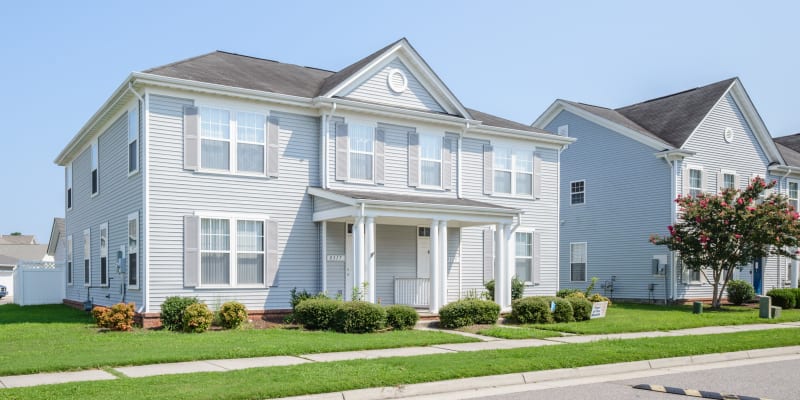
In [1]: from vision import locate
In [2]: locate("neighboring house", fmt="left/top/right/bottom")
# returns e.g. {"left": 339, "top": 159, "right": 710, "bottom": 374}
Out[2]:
{"left": 0, "top": 235, "right": 50, "bottom": 298}
{"left": 533, "top": 77, "right": 794, "bottom": 302}
{"left": 0, "top": 235, "right": 38, "bottom": 245}
{"left": 55, "top": 38, "right": 572, "bottom": 325}
{"left": 772, "top": 134, "right": 800, "bottom": 289}
{"left": 47, "top": 218, "right": 67, "bottom": 271}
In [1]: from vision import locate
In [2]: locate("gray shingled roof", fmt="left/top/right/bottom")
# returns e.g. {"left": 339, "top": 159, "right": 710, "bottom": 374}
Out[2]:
{"left": 562, "top": 101, "right": 670, "bottom": 145}
{"left": 0, "top": 244, "right": 48, "bottom": 262}
{"left": 0, "top": 235, "right": 36, "bottom": 245}
{"left": 143, "top": 42, "right": 542, "bottom": 134}
{"left": 774, "top": 134, "right": 800, "bottom": 167}
{"left": 324, "top": 188, "right": 518, "bottom": 211}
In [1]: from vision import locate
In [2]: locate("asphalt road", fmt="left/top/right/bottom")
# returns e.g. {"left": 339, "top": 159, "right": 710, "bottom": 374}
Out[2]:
{"left": 473, "top": 358, "right": 800, "bottom": 400}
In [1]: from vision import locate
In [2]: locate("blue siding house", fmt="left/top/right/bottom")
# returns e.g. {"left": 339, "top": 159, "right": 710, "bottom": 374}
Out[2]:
{"left": 533, "top": 78, "right": 796, "bottom": 302}
{"left": 55, "top": 39, "right": 572, "bottom": 326}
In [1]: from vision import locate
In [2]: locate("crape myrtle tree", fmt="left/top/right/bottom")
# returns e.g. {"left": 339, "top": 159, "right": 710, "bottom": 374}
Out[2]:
{"left": 650, "top": 177, "right": 800, "bottom": 309}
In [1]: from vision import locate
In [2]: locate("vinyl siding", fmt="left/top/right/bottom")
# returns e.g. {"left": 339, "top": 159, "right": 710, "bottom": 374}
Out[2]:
{"left": 64, "top": 108, "right": 144, "bottom": 309}
{"left": 545, "top": 110, "right": 672, "bottom": 301}
{"left": 374, "top": 225, "right": 416, "bottom": 304}
{"left": 325, "top": 222, "right": 346, "bottom": 297}
{"left": 146, "top": 93, "right": 320, "bottom": 312}
{"left": 344, "top": 58, "right": 445, "bottom": 113}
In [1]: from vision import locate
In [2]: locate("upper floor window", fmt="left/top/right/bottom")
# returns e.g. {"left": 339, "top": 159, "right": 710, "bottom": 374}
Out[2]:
{"left": 349, "top": 124, "right": 374, "bottom": 181}
{"left": 494, "top": 147, "right": 533, "bottom": 196}
{"left": 419, "top": 133, "right": 442, "bottom": 187}
{"left": 66, "top": 164, "right": 72, "bottom": 209}
{"left": 200, "top": 107, "right": 231, "bottom": 170}
{"left": 237, "top": 112, "right": 266, "bottom": 174}
{"left": 128, "top": 105, "right": 139, "bottom": 175}
{"left": 688, "top": 168, "right": 703, "bottom": 197}
{"left": 571, "top": 180, "right": 585, "bottom": 205}
{"left": 91, "top": 141, "right": 99, "bottom": 196}
{"left": 789, "top": 181, "right": 799, "bottom": 211}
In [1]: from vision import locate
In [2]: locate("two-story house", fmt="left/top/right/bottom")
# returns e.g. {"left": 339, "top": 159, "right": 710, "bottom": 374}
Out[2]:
{"left": 533, "top": 78, "right": 794, "bottom": 303}
{"left": 55, "top": 39, "right": 572, "bottom": 325}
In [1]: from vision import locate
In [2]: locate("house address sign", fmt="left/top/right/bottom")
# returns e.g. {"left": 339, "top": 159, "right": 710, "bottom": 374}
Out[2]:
{"left": 326, "top": 255, "right": 345, "bottom": 262}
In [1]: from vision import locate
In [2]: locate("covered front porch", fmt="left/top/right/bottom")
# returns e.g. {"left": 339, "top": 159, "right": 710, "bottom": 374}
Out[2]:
{"left": 310, "top": 187, "right": 522, "bottom": 313}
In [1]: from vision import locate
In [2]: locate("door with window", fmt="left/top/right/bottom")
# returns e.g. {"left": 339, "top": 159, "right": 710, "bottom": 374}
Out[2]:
{"left": 417, "top": 227, "right": 431, "bottom": 279}
{"left": 753, "top": 258, "right": 763, "bottom": 295}
{"left": 345, "top": 224, "right": 354, "bottom": 300}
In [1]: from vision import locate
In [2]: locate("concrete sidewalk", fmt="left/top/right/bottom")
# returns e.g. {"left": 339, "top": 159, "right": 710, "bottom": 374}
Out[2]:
{"left": 1, "top": 321, "right": 799, "bottom": 390}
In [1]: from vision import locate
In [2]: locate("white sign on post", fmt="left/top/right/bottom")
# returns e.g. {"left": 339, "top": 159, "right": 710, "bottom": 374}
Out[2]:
{"left": 590, "top": 301, "right": 608, "bottom": 319}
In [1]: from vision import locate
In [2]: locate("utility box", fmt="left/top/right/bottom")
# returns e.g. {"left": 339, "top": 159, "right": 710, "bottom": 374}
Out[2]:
{"left": 759, "top": 296, "right": 772, "bottom": 319}
{"left": 692, "top": 301, "right": 703, "bottom": 314}
{"left": 771, "top": 306, "right": 782, "bottom": 319}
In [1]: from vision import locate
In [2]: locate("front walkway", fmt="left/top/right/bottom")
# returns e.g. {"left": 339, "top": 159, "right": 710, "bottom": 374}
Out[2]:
{"left": 2, "top": 321, "right": 800, "bottom": 389}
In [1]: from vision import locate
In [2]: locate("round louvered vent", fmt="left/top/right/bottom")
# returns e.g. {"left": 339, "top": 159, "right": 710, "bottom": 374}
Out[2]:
{"left": 387, "top": 68, "right": 408, "bottom": 93}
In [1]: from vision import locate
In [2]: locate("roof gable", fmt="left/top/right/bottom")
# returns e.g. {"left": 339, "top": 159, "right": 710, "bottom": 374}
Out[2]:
{"left": 342, "top": 57, "right": 445, "bottom": 113}
{"left": 774, "top": 134, "right": 800, "bottom": 167}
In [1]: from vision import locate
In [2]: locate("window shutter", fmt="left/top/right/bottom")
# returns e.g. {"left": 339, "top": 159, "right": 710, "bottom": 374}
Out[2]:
{"left": 266, "top": 219, "right": 279, "bottom": 287}
{"left": 183, "top": 215, "right": 199, "bottom": 287}
{"left": 267, "top": 116, "right": 280, "bottom": 178}
{"left": 702, "top": 170, "right": 709, "bottom": 193}
{"left": 734, "top": 174, "right": 740, "bottom": 190}
{"left": 408, "top": 132, "right": 420, "bottom": 187}
{"left": 483, "top": 144, "right": 493, "bottom": 195}
{"left": 532, "top": 231, "right": 541, "bottom": 285}
{"left": 681, "top": 167, "right": 689, "bottom": 196}
{"left": 533, "top": 152, "right": 542, "bottom": 200}
{"left": 335, "top": 123, "right": 348, "bottom": 181}
{"left": 183, "top": 106, "right": 199, "bottom": 171}
{"left": 716, "top": 171, "right": 723, "bottom": 193}
{"left": 483, "top": 229, "right": 494, "bottom": 283}
{"left": 375, "top": 128, "right": 385, "bottom": 184}
{"left": 442, "top": 137, "right": 453, "bottom": 190}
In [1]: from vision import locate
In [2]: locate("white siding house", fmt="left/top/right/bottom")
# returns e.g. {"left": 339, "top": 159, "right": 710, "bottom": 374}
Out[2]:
{"left": 55, "top": 39, "right": 572, "bottom": 325}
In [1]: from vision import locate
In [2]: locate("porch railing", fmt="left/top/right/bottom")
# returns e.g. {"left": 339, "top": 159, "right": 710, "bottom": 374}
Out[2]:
{"left": 394, "top": 278, "right": 430, "bottom": 307}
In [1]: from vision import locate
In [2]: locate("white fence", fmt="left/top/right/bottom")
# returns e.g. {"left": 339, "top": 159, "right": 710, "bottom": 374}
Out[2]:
{"left": 394, "top": 278, "right": 430, "bottom": 307}
{"left": 13, "top": 261, "right": 65, "bottom": 306}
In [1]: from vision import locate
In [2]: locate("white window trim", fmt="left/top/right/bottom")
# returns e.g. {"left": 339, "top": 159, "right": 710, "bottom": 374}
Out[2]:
{"left": 90, "top": 140, "right": 99, "bottom": 197}
{"left": 196, "top": 104, "right": 270, "bottom": 177}
{"left": 195, "top": 212, "right": 271, "bottom": 289}
{"left": 557, "top": 124, "right": 569, "bottom": 137}
{"left": 686, "top": 165, "right": 704, "bottom": 197}
{"left": 127, "top": 212, "right": 139, "bottom": 290}
{"left": 570, "top": 179, "right": 586, "bottom": 205}
{"left": 128, "top": 105, "right": 140, "bottom": 177}
{"left": 83, "top": 228, "right": 91, "bottom": 287}
{"left": 99, "top": 222, "right": 109, "bottom": 287}
{"left": 570, "top": 242, "right": 588, "bottom": 282}
{"left": 418, "top": 132, "right": 444, "bottom": 189}
{"left": 788, "top": 179, "right": 799, "bottom": 211}
{"left": 513, "top": 227, "right": 535, "bottom": 285}
{"left": 346, "top": 121, "right": 376, "bottom": 184}
{"left": 720, "top": 169, "right": 737, "bottom": 192}
{"left": 66, "top": 235, "right": 73, "bottom": 286}
{"left": 66, "top": 164, "right": 73, "bottom": 210}
{"left": 492, "top": 144, "right": 536, "bottom": 198}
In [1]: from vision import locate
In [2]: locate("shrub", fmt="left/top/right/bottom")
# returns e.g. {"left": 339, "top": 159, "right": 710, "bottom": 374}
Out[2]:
{"left": 584, "top": 277, "right": 598, "bottom": 297}
{"left": 510, "top": 297, "right": 552, "bottom": 324}
{"left": 289, "top": 288, "right": 329, "bottom": 311}
{"left": 218, "top": 301, "right": 248, "bottom": 329}
{"left": 795, "top": 289, "right": 800, "bottom": 309}
{"left": 439, "top": 299, "right": 500, "bottom": 329}
{"left": 182, "top": 302, "right": 213, "bottom": 333}
{"left": 484, "top": 278, "right": 524, "bottom": 301}
{"left": 385, "top": 304, "right": 418, "bottom": 330}
{"left": 551, "top": 297, "right": 575, "bottom": 323}
{"left": 556, "top": 288, "right": 580, "bottom": 298}
{"left": 767, "top": 288, "right": 797, "bottom": 309}
{"left": 726, "top": 280, "right": 755, "bottom": 305}
{"left": 160, "top": 296, "right": 199, "bottom": 331}
{"left": 333, "top": 301, "right": 387, "bottom": 333}
{"left": 294, "top": 298, "right": 341, "bottom": 330}
{"left": 587, "top": 293, "right": 611, "bottom": 305}
{"left": 92, "top": 303, "right": 135, "bottom": 331}
{"left": 566, "top": 296, "right": 592, "bottom": 321}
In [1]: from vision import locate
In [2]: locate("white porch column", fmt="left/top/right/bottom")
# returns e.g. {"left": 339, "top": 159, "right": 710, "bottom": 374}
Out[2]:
{"left": 792, "top": 256, "right": 799, "bottom": 289}
{"left": 365, "top": 217, "right": 376, "bottom": 303}
{"left": 439, "top": 220, "right": 448, "bottom": 308}
{"left": 353, "top": 217, "right": 365, "bottom": 299}
{"left": 503, "top": 224, "right": 513, "bottom": 310}
{"left": 494, "top": 224, "right": 506, "bottom": 310}
{"left": 429, "top": 219, "right": 440, "bottom": 313}
{"left": 321, "top": 221, "right": 327, "bottom": 294}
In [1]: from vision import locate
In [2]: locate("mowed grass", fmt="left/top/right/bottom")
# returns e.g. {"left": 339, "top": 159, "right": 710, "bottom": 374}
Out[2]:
{"left": 4, "top": 328, "right": 800, "bottom": 400}
{"left": 527, "top": 302, "right": 800, "bottom": 334}
{"left": 467, "top": 325, "right": 562, "bottom": 339}
{"left": 0, "top": 304, "right": 476, "bottom": 376}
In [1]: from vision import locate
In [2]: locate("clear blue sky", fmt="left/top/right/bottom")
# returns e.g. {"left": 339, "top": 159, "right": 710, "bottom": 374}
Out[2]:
{"left": 1, "top": 1, "right": 798, "bottom": 242}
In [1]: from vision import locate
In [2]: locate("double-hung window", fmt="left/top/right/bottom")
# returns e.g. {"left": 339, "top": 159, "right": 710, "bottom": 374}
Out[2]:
{"left": 570, "top": 242, "right": 587, "bottom": 282}
{"left": 494, "top": 147, "right": 534, "bottom": 196}
{"left": 90, "top": 141, "right": 99, "bottom": 196}
{"left": 128, "top": 212, "right": 139, "bottom": 288}
{"left": 200, "top": 217, "right": 266, "bottom": 286}
{"left": 99, "top": 223, "right": 108, "bottom": 286}
{"left": 419, "top": 134, "right": 442, "bottom": 187}
{"left": 722, "top": 173, "right": 736, "bottom": 190}
{"left": 237, "top": 220, "right": 265, "bottom": 284}
{"left": 237, "top": 112, "right": 266, "bottom": 174}
{"left": 200, "top": 107, "right": 231, "bottom": 170}
{"left": 349, "top": 124, "right": 374, "bottom": 181}
{"left": 515, "top": 232, "right": 533, "bottom": 282}
{"left": 571, "top": 180, "right": 585, "bottom": 205}
{"left": 66, "top": 235, "right": 73, "bottom": 285}
{"left": 688, "top": 168, "right": 703, "bottom": 197}
{"left": 128, "top": 105, "right": 139, "bottom": 175}
{"left": 83, "top": 229, "right": 91, "bottom": 286}
{"left": 789, "top": 181, "right": 799, "bottom": 211}
{"left": 66, "top": 164, "right": 72, "bottom": 209}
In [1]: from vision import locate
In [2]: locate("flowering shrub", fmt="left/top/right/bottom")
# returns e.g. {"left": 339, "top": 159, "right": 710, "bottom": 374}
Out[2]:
{"left": 218, "top": 301, "right": 249, "bottom": 329}
{"left": 92, "top": 303, "right": 135, "bottom": 331}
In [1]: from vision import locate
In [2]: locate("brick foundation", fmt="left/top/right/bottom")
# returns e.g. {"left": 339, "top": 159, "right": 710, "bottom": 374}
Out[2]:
{"left": 134, "top": 309, "right": 293, "bottom": 329}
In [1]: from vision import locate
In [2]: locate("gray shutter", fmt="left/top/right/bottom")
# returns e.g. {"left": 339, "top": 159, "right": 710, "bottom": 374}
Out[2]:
{"left": 266, "top": 219, "right": 279, "bottom": 287}
{"left": 267, "top": 116, "right": 280, "bottom": 177}
{"left": 682, "top": 167, "right": 689, "bottom": 196}
{"left": 716, "top": 171, "right": 723, "bottom": 193}
{"left": 483, "top": 144, "right": 493, "bottom": 195}
{"left": 408, "top": 132, "right": 420, "bottom": 187}
{"left": 532, "top": 231, "right": 541, "bottom": 285}
{"left": 183, "top": 215, "right": 199, "bottom": 287}
{"left": 375, "top": 128, "right": 385, "bottom": 184}
{"left": 183, "top": 106, "right": 199, "bottom": 171}
{"left": 702, "top": 170, "right": 709, "bottom": 194}
{"left": 533, "top": 152, "right": 542, "bottom": 199}
{"left": 734, "top": 174, "right": 740, "bottom": 190}
{"left": 483, "top": 229, "right": 494, "bottom": 283}
{"left": 335, "top": 123, "right": 348, "bottom": 181}
{"left": 442, "top": 137, "right": 453, "bottom": 190}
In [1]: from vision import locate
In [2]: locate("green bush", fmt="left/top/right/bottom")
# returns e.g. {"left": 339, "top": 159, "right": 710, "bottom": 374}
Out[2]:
{"left": 385, "top": 305, "right": 418, "bottom": 330}
{"left": 92, "top": 303, "right": 135, "bottom": 331}
{"left": 726, "top": 280, "right": 755, "bottom": 305}
{"left": 294, "top": 298, "right": 341, "bottom": 330}
{"left": 160, "top": 296, "right": 199, "bottom": 331}
{"left": 289, "top": 288, "right": 329, "bottom": 311}
{"left": 566, "top": 296, "right": 592, "bottom": 321}
{"left": 556, "top": 288, "right": 580, "bottom": 298}
{"left": 551, "top": 297, "right": 575, "bottom": 323}
{"left": 218, "top": 301, "right": 248, "bottom": 329}
{"left": 182, "top": 303, "right": 213, "bottom": 333}
{"left": 484, "top": 278, "right": 524, "bottom": 301}
{"left": 587, "top": 293, "right": 611, "bottom": 305}
{"left": 767, "top": 288, "right": 797, "bottom": 309}
{"left": 795, "top": 289, "right": 800, "bottom": 309}
{"left": 333, "top": 301, "right": 387, "bottom": 333}
{"left": 439, "top": 299, "right": 500, "bottom": 329}
{"left": 510, "top": 296, "right": 552, "bottom": 324}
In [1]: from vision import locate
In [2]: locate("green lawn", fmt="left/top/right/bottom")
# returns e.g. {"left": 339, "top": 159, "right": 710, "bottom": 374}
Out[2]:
{"left": 468, "top": 325, "right": 562, "bottom": 339}
{"left": 3, "top": 328, "right": 799, "bottom": 400}
{"left": 527, "top": 302, "right": 800, "bottom": 334}
{"left": 0, "top": 304, "right": 476, "bottom": 376}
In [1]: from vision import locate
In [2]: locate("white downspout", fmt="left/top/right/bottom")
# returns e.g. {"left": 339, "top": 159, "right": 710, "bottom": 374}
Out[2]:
{"left": 670, "top": 158, "right": 679, "bottom": 301}
{"left": 128, "top": 82, "right": 148, "bottom": 313}
{"left": 323, "top": 102, "right": 337, "bottom": 190}
{"left": 458, "top": 122, "right": 468, "bottom": 199}
{"left": 321, "top": 221, "right": 327, "bottom": 294}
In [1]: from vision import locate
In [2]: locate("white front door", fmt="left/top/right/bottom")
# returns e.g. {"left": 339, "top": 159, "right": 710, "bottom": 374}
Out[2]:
{"left": 345, "top": 224, "right": 354, "bottom": 300}
{"left": 417, "top": 227, "right": 430, "bottom": 279}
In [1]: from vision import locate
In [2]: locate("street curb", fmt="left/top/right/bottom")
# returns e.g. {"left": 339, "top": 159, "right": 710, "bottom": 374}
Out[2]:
{"left": 279, "top": 346, "right": 800, "bottom": 400}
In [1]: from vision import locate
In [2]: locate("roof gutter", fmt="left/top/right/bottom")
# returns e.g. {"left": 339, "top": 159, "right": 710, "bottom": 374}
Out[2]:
{"left": 654, "top": 149, "right": 695, "bottom": 161}
{"left": 313, "top": 97, "right": 479, "bottom": 129}
{"left": 769, "top": 165, "right": 800, "bottom": 177}
{"left": 362, "top": 199, "right": 521, "bottom": 216}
